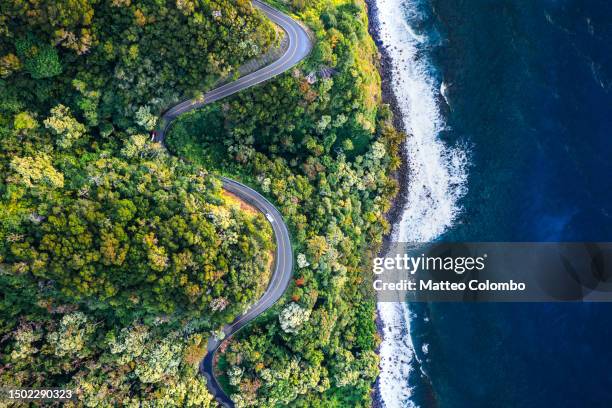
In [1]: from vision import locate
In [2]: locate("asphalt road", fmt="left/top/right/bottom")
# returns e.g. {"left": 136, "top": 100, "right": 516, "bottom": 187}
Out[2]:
{"left": 200, "top": 177, "right": 294, "bottom": 407}
{"left": 156, "top": 0, "right": 313, "bottom": 142}
{"left": 154, "top": 2, "right": 312, "bottom": 406}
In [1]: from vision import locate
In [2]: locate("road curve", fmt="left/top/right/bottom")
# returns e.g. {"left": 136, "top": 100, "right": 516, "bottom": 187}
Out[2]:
{"left": 156, "top": 0, "right": 313, "bottom": 141}
{"left": 201, "top": 177, "right": 294, "bottom": 407}
{"left": 154, "top": 2, "right": 312, "bottom": 406}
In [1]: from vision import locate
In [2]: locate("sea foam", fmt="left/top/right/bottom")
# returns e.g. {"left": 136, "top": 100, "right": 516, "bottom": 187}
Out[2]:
{"left": 373, "top": 0, "right": 468, "bottom": 406}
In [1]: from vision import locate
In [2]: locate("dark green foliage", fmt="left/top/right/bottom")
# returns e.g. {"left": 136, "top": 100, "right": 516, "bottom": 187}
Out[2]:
{"left": 0, "top": 278, "right": 215, "bottom": 406}
{"left": 0, "top": 0, "right": 404, "bottom": 405}
{"left": 166, "top": 0, "right": 404, "bottom": 405}
{"left": 6, "top": 146, "right": 274, "bottom": 322}
{"left": 14, "top": 36, "right": 63, "bottom": 79}
{"left": 166, "top": 104, "right": 227, "bottom": 169}
{"left": 1, "top": 0, "right": 277, "bottom": 131}
{"left": 0, "top": 1, "right": 277, "bottom": 405}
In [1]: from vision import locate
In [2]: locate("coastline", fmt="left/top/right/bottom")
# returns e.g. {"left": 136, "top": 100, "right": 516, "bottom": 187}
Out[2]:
{"left": 364, "top": 0, "right": 410, "bottom": 259}
{"left": 364, "top": 0, "right": 471, "bottom": 403}
{"left": 364, "top": 1, "right": 411, "bottom": 407}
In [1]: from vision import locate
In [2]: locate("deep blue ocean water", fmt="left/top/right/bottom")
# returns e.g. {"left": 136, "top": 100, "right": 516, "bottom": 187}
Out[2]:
{"left": 407, "top": 1, "right": 612, "bottom": 406}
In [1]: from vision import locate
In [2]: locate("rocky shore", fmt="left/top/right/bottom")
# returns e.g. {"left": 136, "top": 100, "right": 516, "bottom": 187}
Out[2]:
{"left": 365, "top": 0, "right": 410, "bottom": 256}
{"left": 364, "top": 1, "right": 411, "bottom": 407}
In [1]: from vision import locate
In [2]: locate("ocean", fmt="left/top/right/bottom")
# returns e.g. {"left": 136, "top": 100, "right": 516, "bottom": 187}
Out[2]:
{"left": 373, "top": 0, "right": 612, "bottom": 407}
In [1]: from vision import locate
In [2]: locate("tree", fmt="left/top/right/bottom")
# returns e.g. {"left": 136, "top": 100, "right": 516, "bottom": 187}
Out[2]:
{"left": 9, "top": 154, "right": 64, "bottom": 189}
{"left": 0, "top": 0, "right": 402, "bottom": 405}
{"left": 13, "top": 112, "right": 37, "bottom": 133}
{"left": 47, "top": 312, "right": 95, "bottom": 358}
{"left": 135, "top": 106, "right": 157, "bottom": 131}
{"left": 0, "top": 53, "right": 21, "bottom": 77}
{"left": 279, "top": 302, "right": 311, "bottom": 334}
{"left": 43, "top": 104, "right": 86, "bottom": 149}
{"left": 14, "top": 37, "right": 62, "bottom": 79}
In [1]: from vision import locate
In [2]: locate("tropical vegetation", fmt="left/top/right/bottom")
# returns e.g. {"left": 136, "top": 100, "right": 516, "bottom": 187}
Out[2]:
{"left": 0, "top": 0, "right": 402, "bottom": 406}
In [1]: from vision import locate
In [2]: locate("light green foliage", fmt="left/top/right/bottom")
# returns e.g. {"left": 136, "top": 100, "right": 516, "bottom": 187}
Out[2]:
{"left": 43, "top": 104, "right": 86, "bottom": 149}
{"left": 120, "top": 133, "right": 149, "bottom": 158}
{"left": 135, "top": 338, "right": 183, "bottom": 383}
{"left": 297, "top": 252, "right": 310, "bottom": 268}
{"left": 47, "top": 312, "right": 95, "bottom": 358}
{"left": 108, "top": 324, "right": 150, "bottom": 363}
{"left": 0, "top": 0, "right": 402, "bottom": 405}
{"left": 134, "top": 106, "right": 157, "bottom": 131}
{"left": 279, "top": 302, "right": 311, "bottom": 333}
{"left": 9, "top": 154, "right": 64, "bottom": 189}
{"left": 13, "top": 111, "right": 37, "bottom": 132}
{"left": 167, "top": 0, "right": 404, "bottom": 405}
{"left": 227, "top": 365, "right": 244, "bottom": 386}
{"left": 0, "top": 0, "right": 278, "bottom": 405}
{"left": 73, "top": 79, "right": 100, "bottom": 126}
{"left": 9, "top": 323, "right": 42, "bottom": 361}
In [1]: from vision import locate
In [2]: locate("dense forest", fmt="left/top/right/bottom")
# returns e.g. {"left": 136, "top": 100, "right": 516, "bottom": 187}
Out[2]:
{"left": 0, "top": 0, "right": 276, "bottom": 405}
{"left": 168, "top": 0, "right": 403, "bottom": 406}
{"left": 0, "top": 0, "right": 403, "bottom": 406}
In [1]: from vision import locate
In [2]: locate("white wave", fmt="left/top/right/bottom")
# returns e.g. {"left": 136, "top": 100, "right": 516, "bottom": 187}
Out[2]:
{"left": 373, "top": 0, "right": 469, "bottom": 406}
{"left": 377, "top": 302, "right": 418, "bottom": 408}
{"left": 440, "top": 81, "right": 450, "bottom": 106}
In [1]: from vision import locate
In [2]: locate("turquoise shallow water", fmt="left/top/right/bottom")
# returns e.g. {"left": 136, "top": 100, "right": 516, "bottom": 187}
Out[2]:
{"left": 401, "top": 0, "right": 612, "bottom": 406}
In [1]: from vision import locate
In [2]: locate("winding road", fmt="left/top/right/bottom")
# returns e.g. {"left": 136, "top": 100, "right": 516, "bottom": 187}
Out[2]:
{"left": 201, "top": 177, "right": 294, "bottom": 407}
{"left": 155, "top": 1, "right": 312, "bottom": 406}
{"left": 155, "top": 0, "right": 313, "bottom": 141}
